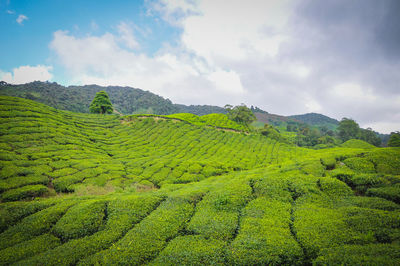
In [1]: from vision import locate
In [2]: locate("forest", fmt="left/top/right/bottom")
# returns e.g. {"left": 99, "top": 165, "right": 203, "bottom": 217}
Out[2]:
{"left": 0, "top": 93, "right": 399, "bottom": 265}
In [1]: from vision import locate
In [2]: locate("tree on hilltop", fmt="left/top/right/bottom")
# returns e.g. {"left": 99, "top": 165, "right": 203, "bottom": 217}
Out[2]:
{"left": 338, "top": 118, "right": 360, "bottom": 141}
{"left": 388, "top": 132, "right": 400, "bottom": 147}
{"left": 224, "top": 104, "right": 256, "bottom": 125}
{"left": 89, "top": 91, "right": 113, "bottom": 114}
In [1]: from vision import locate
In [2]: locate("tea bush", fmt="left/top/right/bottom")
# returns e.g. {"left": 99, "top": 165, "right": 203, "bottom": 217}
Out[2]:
{"left": 52, "top": 200, "right": 107, "bottom": 241}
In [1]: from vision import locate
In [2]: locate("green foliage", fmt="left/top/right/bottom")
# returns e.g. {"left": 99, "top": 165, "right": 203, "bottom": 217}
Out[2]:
{"left": 388, "top": 132, "right": 400, "bottom": 147}
{"left": 1, "top": 184, "right": 49, "bottom": 202}
{"left": 224, "top": 104, "right": 256, "bottom": 126}
{"left": 0, "top": 200, "right": 55, "bottom": 233}
{"left": 0, "top": 201, "right": 75, "bottom": 250}
{"left": 0, "top": 234, "right": 60, "bottom": 265}
{"left": 343, "top": 157, "right": 376, "bottom": 173}
{"left": 341, "top": 139, "right": 375, "bottom": 149}
{"left": 314, "top": 243, "right": 400, "bottom": 265}
{"left": 260, "top": 124, "right": 281, "bottom": 140}
{"left": 0, "top": 81, "right": 226, "bottom": 115}
{"left": 366, "top": 185, "right": 400, "bottom": 204}
{"left": 187, "top": 178, "right": 252, "bottom": 240}
{"left": 0, "top": 96, "right": 400, "bottom": 264}
{"left": 52, "top": 200, "right": 106, "bottom": 241}
{"left": 228, "top": 197, "right": 303, "bottom": 265}
{"left": 19, "top": 195, "right": 163, "bottom": 266}
{"left": 338, "top": 118, "right": 360, "bottom": 142}
{"left": 81, "top": 197, "right": 195, "bottom": 265}
{"left": 150, "top": 235, "right": 226, "bottom": 265}
{"left": 89, "top": 91, "right": 113, "bottom": 114}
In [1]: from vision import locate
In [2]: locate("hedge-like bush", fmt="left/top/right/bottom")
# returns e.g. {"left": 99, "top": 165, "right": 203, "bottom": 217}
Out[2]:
{"left": 228, "top": 197, "right": 303, "bottom": 265}
{"left": 80, "top": 197, "right": 194, "bottom": 265}
{"left": 0, "top": 233, "right": 60, "bottom": 265}
{"left": 0, "top": 200, "right": 54, "bottom": 232}
{"left": 0, "top": 201, "right": 75, "bottom": 249}
{"left": 18, "top": 195, "right": 163, "bottom": 266}
{"left": 1, "top": 184, "right": 49, "bottom": 202}
{"left": 366, "top": 185, "right": 400, "bottom": 204}
{"left": 150, "top": 235, "right": 226, "bottom": 265}
{"left": 51, "top": 200, "right": 107, "bottom": 241}
{"left": 314, "top": 243, "right": 400, "bottom": 265}
{"left": 343, "top": 157, "right": 376, "bottom": 173}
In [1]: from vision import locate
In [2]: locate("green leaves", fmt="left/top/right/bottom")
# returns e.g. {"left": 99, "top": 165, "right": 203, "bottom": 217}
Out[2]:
{"left": 89, "top": 91, "right": 113, "bottom": 114}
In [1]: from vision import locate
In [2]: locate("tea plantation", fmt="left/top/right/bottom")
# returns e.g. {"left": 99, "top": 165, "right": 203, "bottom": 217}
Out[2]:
{"left": 1, "top": 96, "right": 400, "bottom": 265}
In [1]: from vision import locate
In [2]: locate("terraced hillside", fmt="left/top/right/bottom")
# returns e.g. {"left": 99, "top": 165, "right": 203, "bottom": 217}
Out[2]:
{"left": 1, "top": 96, "right": 400, "bottom": 265}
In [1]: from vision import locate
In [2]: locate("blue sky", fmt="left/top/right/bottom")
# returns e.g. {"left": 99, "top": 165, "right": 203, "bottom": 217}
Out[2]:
{"left": 0, "top": 0, "right": 179, "bottom": 72}
{"left": 1, "top": 0, "right": 399, "bottom": 133}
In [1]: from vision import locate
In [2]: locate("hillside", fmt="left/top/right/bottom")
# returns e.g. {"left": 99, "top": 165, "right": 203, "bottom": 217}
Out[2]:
{"left": 0, "top": 81, "right": 228, "bottom": 116}
{"left": 1, "top": 96, "right": 400, "bottom": 265}
{"left": 289, "top": 113, "right": 339, "bottom": 130}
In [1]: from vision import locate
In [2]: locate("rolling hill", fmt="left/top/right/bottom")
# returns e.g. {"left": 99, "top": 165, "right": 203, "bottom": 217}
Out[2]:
{"left": 0, "top": 81, "right": 227, "bottom": 116}
{"left": 1, "top": 96, "right": 400, "bottom": 265}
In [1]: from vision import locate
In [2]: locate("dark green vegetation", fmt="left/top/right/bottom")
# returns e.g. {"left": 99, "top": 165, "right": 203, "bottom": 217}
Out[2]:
{"left": 0, "top": 81, "right": 387, "bottom": 147}
{"left": 0, "top": 81, "right": 225, "bottom": 116}
{"left": 288, "top": 112, "right": 339, "bottom": 129}
{"left": 1, "top": 96, "right": 400, "bottom": 265}
{"left": 388, "top": 132, "right": 400, "bottom": 147}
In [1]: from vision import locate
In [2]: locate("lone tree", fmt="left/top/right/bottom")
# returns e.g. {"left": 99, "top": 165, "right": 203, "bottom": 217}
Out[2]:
{"left": 388, "top": 132, "right": 400, "bottom": 147}
{"left": 90, "top": 91, "right": 113, "bottom": 114}
{"left": 224, "top": 104, "right": 256, "bottom": 125}
{"left": 338, "top": 118, "right": 360, "bottom": 141}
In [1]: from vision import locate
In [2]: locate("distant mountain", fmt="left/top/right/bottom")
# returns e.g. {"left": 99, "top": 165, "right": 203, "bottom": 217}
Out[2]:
{"left": 288, "top": 113, "right": 339, "bottom": 126}
{"left": 288, "top": 113, "right": 339, "bottom": 130}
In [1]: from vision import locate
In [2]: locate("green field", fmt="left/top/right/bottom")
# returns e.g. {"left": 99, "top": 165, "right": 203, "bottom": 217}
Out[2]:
{"left": 1, "top": 96, "right": 400, "bottom": 265}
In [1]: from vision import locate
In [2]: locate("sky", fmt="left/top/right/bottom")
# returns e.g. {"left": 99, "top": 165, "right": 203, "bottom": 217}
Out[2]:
{"left": 1, "top": 0, "right": 399, "bottom": 134}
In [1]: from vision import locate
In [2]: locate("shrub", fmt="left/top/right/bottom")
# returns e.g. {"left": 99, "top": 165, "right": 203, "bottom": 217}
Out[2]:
{"left": 0, "top": 200, "right": 54, "bottom": 233}
{"left": 19, "top": 195, "right": 163, "bottom": 266}
{"left": 317, "top": 177, "right": 354, "bottom": 197}
{"left": 314, "top": 243, "right": 400, "bottom": 265}
{"left": 0, "top": 174, "right": 49, "bottom": 192}
{"left": 81, "top": 197, "right": 195, "bottom": 265}
{"left": 150, "top": 235, "right": 226, "bottom": 265}
{"left": 187, "top": 178, "right": 252, "bottom": 240}
{"left": 1, "top": 184, "right": 49, "bottom": 202}
{"left": 366, "top": 185, "right": 400, "bottom": 204}
{"left": 341, "top": 139, "right": 375, "bottom": 149}
{"left": 0, "top": 233, "right": 60, "bottom": 265}
{"left": 343, "top": 157, "right": 376, "bottom": 173}
{"left": 52, "top": 200, "right": 107, "bottom": 241}
{"left": 293, "top": 195, "right": 366, "bottom": 259}
{"left": 228, "top": 197, "right": 303, "bottom": 265}
{"left": 0, "top": 201, "right": 75, "bottom": 249}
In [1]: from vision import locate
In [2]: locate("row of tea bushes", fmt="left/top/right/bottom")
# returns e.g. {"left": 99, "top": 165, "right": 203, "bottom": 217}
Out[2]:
{"left": 80, "top": 196, "right": 196, "bottom": 265}
{"left": 228, "top": 197, "right": 303, "bottom": 265}
{"left": 17, "top": 194, "right": 163, "bottom": 265}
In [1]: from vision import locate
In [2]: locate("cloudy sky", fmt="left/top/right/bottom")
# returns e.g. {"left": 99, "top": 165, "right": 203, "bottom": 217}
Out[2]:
{"left": 1, "top": 0, "right": 399, "bottom": 133}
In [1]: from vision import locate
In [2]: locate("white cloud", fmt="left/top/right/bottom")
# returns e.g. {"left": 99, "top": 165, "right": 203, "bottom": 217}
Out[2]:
{"left": 7, "top": 10, "right": 15, "bottom": 14}
{"left": 47, "top": 1, "right": 399, "bottom": 134}
{"left": 207, "top": 69, "right": 245, "bottom": 95}
{"left": 117, "top": 22, "right": 139, "bottom": 49}
{"left": 0, "top": 65, "right": 53, "bottom": 84}
{"left": 16, "top": 14, "right": 28, "bottom": 25}
{"left": 330, "top": 83, "right": 376, "bottom": 102}
{"left": 177, "top": 0, "right": 293, "bottom": 63}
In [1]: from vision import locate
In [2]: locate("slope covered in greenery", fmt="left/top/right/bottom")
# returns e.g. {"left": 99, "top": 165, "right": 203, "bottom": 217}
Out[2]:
{"left": 1, "top": 96, "right": 400, "bottom": 265}
{"left": 0, "top": 81, "right": 227, "bottom": 116}
{"left": 288, "top": 112, "right": 339, "bottom": 129}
